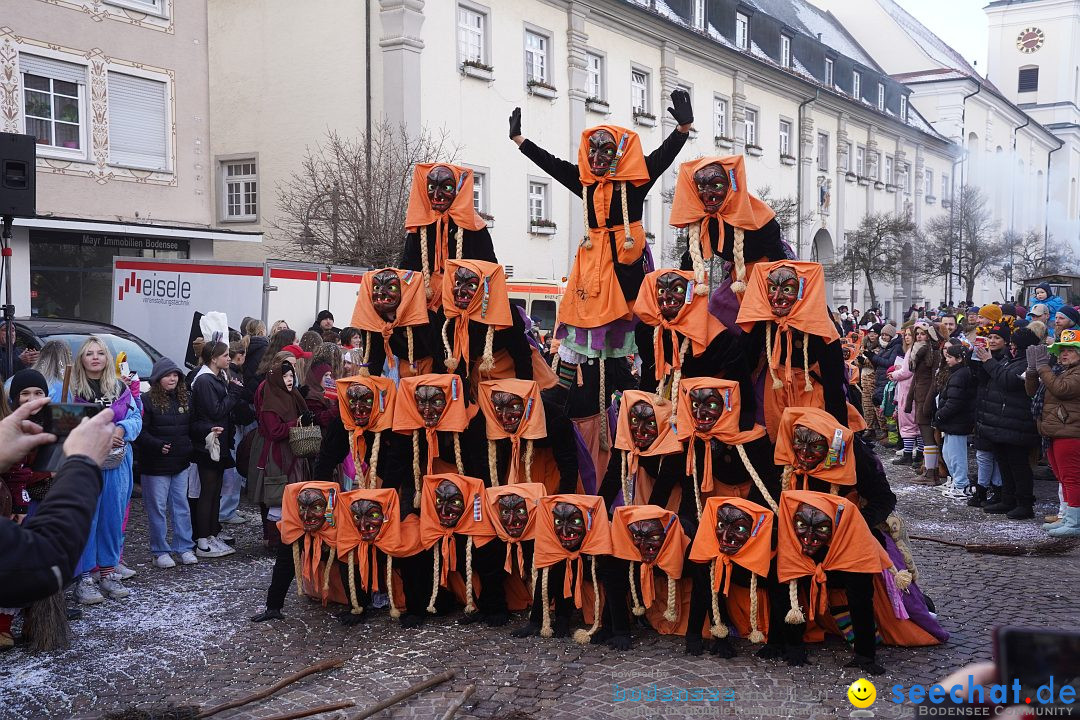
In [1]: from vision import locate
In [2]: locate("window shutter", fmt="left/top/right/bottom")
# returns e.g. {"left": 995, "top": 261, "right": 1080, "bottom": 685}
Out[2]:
{"left": 19, "top": 55, "right": 87, "bottom": 85}
{"left": 108, "top": 72, "right": 168, "bottom": 170}
{"left": 1018, "top": 67, "right": 1039, "bottom": 93}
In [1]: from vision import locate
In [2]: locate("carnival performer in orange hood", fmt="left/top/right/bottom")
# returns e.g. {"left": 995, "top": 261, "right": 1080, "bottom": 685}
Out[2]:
{"left": 774, "top": 407, "right": 857, "bottom": 495}
{"left": 400, "top": 163, "right": 496, "bottom": 310}
{"left": 669, "top": 155, "right": 783, "bottom": 295}
{"left": 485, "top": 482, "right": 551, "bottom": 633}
{"left": 350, "top": 267, "right": 437, "bottom": 379}
{"left": 736, "top": 260, "right": 860, "bottom": 440}
{"left": 334, "top": 487, "right": 422, "bottom": 621}
{"left": 604, "top": 391, "right": 689, "bottom": 517}
{"left": 477, "top": 379, "right": 579, "bottom": 495}
{"left": 675, "top": 377, "right": 779, "bottom": 515}
{"left": 509, "top": 93, "right": 692, "bottom": 460}
{"left": 686, "top": 497, "right": 773, "bottom": 655}
{"left": 530, "top": 494, "right": 613, "bottom": 643}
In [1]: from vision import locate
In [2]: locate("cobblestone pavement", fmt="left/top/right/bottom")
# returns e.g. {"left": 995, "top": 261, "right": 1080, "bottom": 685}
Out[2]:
{"left": 2, "top": 449, "right": 1078, "bottom": 720}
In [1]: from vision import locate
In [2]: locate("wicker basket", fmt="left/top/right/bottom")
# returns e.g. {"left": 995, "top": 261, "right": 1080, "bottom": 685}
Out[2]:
{"left": 289, "top": 417, "right": 322, "bottom": 458}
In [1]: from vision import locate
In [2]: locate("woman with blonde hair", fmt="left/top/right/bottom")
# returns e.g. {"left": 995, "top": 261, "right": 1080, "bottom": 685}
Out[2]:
{"left": 31, "top": 340, "right": 73, "bottom": 403}
{"left": 270, "top": 320, "right": 290, "bottom": 336}
{"left": 71, "top": 336, "right": 143, "bottom": 605}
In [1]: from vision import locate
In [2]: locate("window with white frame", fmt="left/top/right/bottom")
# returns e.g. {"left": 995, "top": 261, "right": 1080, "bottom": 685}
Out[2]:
{"left": 902, "top": 162, "right": 912, "bottom": 193}
{"left": 825, "top": 58, "right": 834, "bottom": 86}
{"left": 21, "top": 55, "right": 86, "bottom": 154}
{"left": 817, "top": 132, "right": 828, "bottom": 171}
{"left": 642, "top": 197, "right": 653, "bottom": 241}
{"left": 458, "top": 5, "right": 486, "bottom": 65}
{"left": 528, "top": 180, "right": 548, "bottom": 222}
{"left": 735, "top": 13, "right": 750, "bottom": 50}
{"left": 780, "top": 35, "right": 792, "bottom": 69}
{"left": 472, "top": 171, "right": 487, "bottom": 214}
{"left": 842, "top": 141, "right": 852, "bottom": 171}
{"left": 631, "top": 69, "right": 649, "bottom": 113}
{"left": 744, "top": 108, "right": 758, "bottom": 146}
{"left": 779, "top": 120, "right": 792, "bottom": 156}
{"left": 924, "top": 168, "right": 934, "bottom": 197}
{"left": 852, "top": 71, "right": 861, "bottom": 100}
{"left": 870, "top": 151, "right": 880, "bottom": 180}
{"left": 942, "top": 173, "right": 950, "bottom": 201}
{"left": 714, "top": 96, "right": 728, "bottom": 138}
{"left": 525, "top": 30, "right": 549, "bottom": 84}
{"left": 586, "top": 52, "right": 604, "bottom": 100}
{"left": 884, "top": 155, "right": 893, "bottom": 184}
{"left": 693, "top": 0, "right": 705, "bottom": 30}
{"left": 222, "top": 160, "right": 257, "bottom": 221}
{"left": 899, "top": 95, "right": 907, "bottom": 121}
{"left": 877, "top": 83, "right": 885, "bottom": 111}
{"left": 856, "top": 145, "right": 865, "bottom": 175}
{"left": 108, "top": 71, "right": 168, "bottom": 170}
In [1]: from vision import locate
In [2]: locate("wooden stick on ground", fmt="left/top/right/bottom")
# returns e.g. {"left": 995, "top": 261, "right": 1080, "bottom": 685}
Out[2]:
{"left": 909, "top": 534, "right": 1078, "bottom": 556}
{"left": 197, "top": 657, "right": 346, "bottom": 718}
{"left": 439, "top": 684, "right": 476, "bottom": 720}
{"left": 254, "top": 700, "right": 356, "bottom": 720}
{"left": 351, "top": 670, "right": 456, "bottom": 720}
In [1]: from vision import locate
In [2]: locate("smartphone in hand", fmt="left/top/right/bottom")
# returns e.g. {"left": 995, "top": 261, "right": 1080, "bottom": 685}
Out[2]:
{"left": 995, "top": 626, "right": 1080, "bottom": 709}
{"left": 31, "top": 404, "right": 103, "bottom": 472}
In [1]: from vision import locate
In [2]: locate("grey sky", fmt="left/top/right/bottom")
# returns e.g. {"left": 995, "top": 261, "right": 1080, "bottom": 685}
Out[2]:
{"left": 892, "top": 0, "right": 989, "bottom": 72}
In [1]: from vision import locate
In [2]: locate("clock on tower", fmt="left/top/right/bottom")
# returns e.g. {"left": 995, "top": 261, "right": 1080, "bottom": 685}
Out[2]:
{"left": 1016, "top": 27, "right": 1045, "bottom": 54}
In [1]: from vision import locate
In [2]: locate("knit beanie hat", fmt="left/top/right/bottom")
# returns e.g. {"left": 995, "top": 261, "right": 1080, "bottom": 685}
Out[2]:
{"left": 8, "top": 369, "right": 49, "bottom": 408}
{"left": 1000, "top": 303, "right": 1017, "bottom": 318}
{"left": 870, "top": 323, "right": 885, "bottom": 334}
{"left": 944, "top": 343, "right": 967, "bottom": 360}
{"left": 988, "top": 323, "right": 1011, "bottom": 343}
{"left": 979, "top": 304, "right": 1003, "bottom": 323}
{"left": 1058, "top": 305, "right": 1080, "bottom": 327}
{"left": 1012, "top": 328, "right": 1040, "bottom": 354}
{"left": 881, "top": 323, "right": 897, "bottom": 337}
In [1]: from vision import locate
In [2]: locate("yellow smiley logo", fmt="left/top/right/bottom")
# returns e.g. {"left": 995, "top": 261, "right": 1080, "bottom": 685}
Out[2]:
{"left": 847, "top": 678, "right": 877, "bottom": 709}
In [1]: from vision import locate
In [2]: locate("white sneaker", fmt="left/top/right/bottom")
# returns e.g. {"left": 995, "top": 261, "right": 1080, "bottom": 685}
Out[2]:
{"left": 76, "top": 575, "right": 105, "bottom": 605}
{"left": 216, "top": 532, "right": 235, "bottom": 544}
{"left": 941, "top": 487, "right": 969, "bottom": 500}
{"left": 154, "top": 553, "right": 176, "bottom": 569}
{"left": 99, "top": 574, "right": 130, "bottom": 600}
{"left": 180, "top": 551, "right": 199, "bottom": 565}
{"left": 209, "top": 536, "right": 236, "bottom": 556}
{"left": 114, "top": 563, "right": 137, "bottom": 579}
{"left": 195, "top": 538, "right": 229, "bottom": 559}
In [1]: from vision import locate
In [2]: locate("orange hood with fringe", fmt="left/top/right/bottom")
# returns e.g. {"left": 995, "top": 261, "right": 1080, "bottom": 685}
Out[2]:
{"left": 277, "top": 481, "right": 341, "bottom": 602}
{"left": 351, "top": 268, "right": 429, "bottom": 366}
{"left": 669, "top": 156, "right": 775, "bottom": 249}
{"left": 334, "top": 488, "right": 421, "bottom": 593}
{"left": 485, "top": 482, "right": 547, "bottom": 575}
{"left": 336, "top": 374, "right": 396, "bottom": 478}
{"left": 736, "top": 260, "right": 839, "bottom": 339}
{"left": 477, "top": 379, "right": 546, "bottom": 485}
{"left": 614, "top": 391, "right": 684, "bottom": 485}
{"left": 441, "top": 259, "right": 513, "bottom": 373}
{"left": 675, "top": 377, "right": 766, "bottom": 493}
{"left": 533, "top": 494, "right": 612, "bottom": 608}
{"left": 688, "top": 496, "right": 773, "bottom": 597}
{"left": 611, "top": 505, "right": 688, "bottom": 608}
{"left": 775, "top": 490, "right": 892, "bottom": 621}
{"left": 392, "top": 373, "right": 470, "bottom": 475}
{"left": 773, "top": 407, "right": 856, "bottom": 489}
{"left": 635, "top": 269, "right": 725, "bottom": 382}
{"left": 418, "top": 473, "right": 496, "bottom": 588}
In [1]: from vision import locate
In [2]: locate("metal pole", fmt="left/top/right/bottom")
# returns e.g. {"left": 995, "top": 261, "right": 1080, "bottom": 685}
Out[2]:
{"left": 2, "top": 215, "right": 14, "bottom": 378}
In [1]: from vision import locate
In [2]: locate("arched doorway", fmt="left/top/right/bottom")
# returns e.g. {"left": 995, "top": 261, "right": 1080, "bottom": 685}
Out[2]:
{"left": 811, "top": 228, "right": 834, "bottom": 300}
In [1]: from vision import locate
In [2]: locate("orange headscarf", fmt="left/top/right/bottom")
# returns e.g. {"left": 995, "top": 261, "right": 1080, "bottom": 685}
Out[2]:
{"left": 277, "top": 481, "right": 341, "bottom": 603}
{"left": 774, "top": 407, "right": 856, "bottom": 489}
{"left": 611, "top": 505, "right": 688, "bottom": 610}
{"left": 335, "top": 374, "right": 396, "bottom": 487}
{"left": 392, "top": 373, "right": 471, "bottom": 475}
{"left": 613, "top": 391, "right": 684, "bottom": 504}
{"left": 576, "top": 125, "right": 650, "bottom": 226}
{"left": 675, "top": 377, "right": 767, "bottom": 495}
{"left": 350, "top": 268, "right": 429, "bottom": 370}
{"left": 775, "top": 490, "right": 892, "bottom": 622}
{"left": 441, "top": 259, "right": 513, "bottom": 374}
{"left": 477, "top": 379, "right": 546, "bottom": 485}
{"left": 532, "top": 494, "right": 612, "bottom": 609}
{"left": 485, "top": 482, "right": 547, "bottom": 575}
{"left": 688, "top": 497, "right": 773, "bottom": 597}
{"left": 334, "top": 488, "right": 421, "bottom": 596}
{"left": 418, "top": 473, "right": 496, "bottom": 590}
{"left": 635, "top": 269, "right": 725, "bottom": 383}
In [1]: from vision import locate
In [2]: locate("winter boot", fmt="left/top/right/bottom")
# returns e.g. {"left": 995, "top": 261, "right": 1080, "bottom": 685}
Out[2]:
{"left": 1047, "top": 507, "right": 1080, "bottom": 537}
{"left": 891, "top": 452, "right": 912, "bottom": 466}
{"left": 967, "top": 485, "right": 988, "bottom": 508}
{"left": 913, "top": 449, "right": 924, "bottom": 467}
{"left": 1005, "top": 504, "right": 1034, "bottom": 520}
{"left": 983, "top": 493, "right": 1017, "bottom": 515}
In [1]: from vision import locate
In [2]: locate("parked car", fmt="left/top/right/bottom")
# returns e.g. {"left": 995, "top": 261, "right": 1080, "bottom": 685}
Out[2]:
{"left": 10, "top": 317, "right": 164, "bottom": 382}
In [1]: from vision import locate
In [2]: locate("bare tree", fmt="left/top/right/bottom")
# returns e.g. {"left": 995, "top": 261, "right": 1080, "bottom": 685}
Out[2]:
{"left": 995, "top": 229, "right": 1077, "bottom": 281}
{"left": 827, "top": 211, "right": 917, "bottom": 310}
{"left": 922, "top": 185, "right": 1006, "bottom": 304}
{"left": 271, "top": 121, "right": 460, "bottom": 267}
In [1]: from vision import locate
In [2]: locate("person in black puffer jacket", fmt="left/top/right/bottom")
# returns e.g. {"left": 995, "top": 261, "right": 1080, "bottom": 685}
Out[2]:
{"left": 242, "top": 321, "right": 269, "bottom": 398}
{"left": 189, "top": 341, "right": 245, "bottom": 558}
{"left": 933, "top": 344, "right": 976, "bottom": 501}
{"left": 137, "top": 358, "right": 197, "bottom": 568}
{"left": 869, "top": 326, "right": 901, "bottom": 407}
{"left": 974, "top": 325, "right": 1041, "bottom": 519}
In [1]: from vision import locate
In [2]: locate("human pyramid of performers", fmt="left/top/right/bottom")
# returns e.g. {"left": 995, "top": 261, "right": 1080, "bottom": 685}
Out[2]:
{"left": 252, "top": 90, "right": 947, "bottom": 676}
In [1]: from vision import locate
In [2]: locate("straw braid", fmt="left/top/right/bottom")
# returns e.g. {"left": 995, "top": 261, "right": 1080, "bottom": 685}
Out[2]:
{"left": 359, "top": 332, "right": 371, "bottom": 376}
{"left": 540, "top": 567, "right": 553, "bottom": 637}
{"left": 688, "top": 223, "right": 708, "bottom": 292}
{"left": 785, "top": 579, "right": 806, "bottom": 624}
{"left": 292, "top": 542, "right": 304, "bottom": 597}
{"left": 669, "top": 337, "right": 690, "bottom": 411}
{"left": 550, "top": 353, "right": 560, "bottom": 374}
{"left": 599, "top": 360, "right": 610, "bottom": 451}
{"left": 367, "top": 433, "right": 382, "bottom": 489}
{"left": 524, "top": 439, "right": 534, "bottom": 484}
{"left": 321, "top": 545, "right": 336, "bottom": 594}
{"left": 349, "top": 430, "right": 360, "bottom": 483}
{"left": 573, "top": 557, "right": 603, "bottom": 644}
{"left": 737, "top": 443, "right": 779, "bottom": 512}
{"left": 663, "top": 573, "right": 678, "bottom": 623}
{"left": 427, "top": 549, "right": 441, "bottom": 613}
{"left": 488, "top": 441, "right": 500, "bottom": 487}
{"left": 731, "top": 227, "right": 747, "bottom": 294}
{"left": 347, "top": 550, "right": 363, "bottom": 615}
{"left": 454, "top": 433, "right": 464, "bottom": 473}
{"left": 620, "top": 181, "right": 633, "bottom": 250}
{"left": 529, "top": 555, "right": 538, "bottom": 596}
{"left": 420, "top": 226, "right": 433, "bottom": 299}
{"left": 765, "top": 322, "right": 783, "bottom": 389}
{"left": 802, "top": 332, "right": 812, "bottom": 392}
{"left": 620, "top": 450, "right": 631, "bottom": 506}
{"left": 441, "top": 319, "right": 458, "bottom": 372}
{"left": 580, "top": 189, "right": 593, "bottom": 249}
{"left": 464, "top": 537, "right": 477, "bottom": 614}
{"left": 387, "top": 556, "right": 401, "bottom": 618}
{"left": 747, "top": 573, "right": 765, "bottom": 643}
{"left": 708, "top": 560, "right": 728, "bottom": 637}
{"left": 689, "top": 447, "right": 703, "bottom": 520}
{"left": 629, "top": 561, "right": 646, "bottom": 616}
{"left": 412, "top": 430, "right": 422, "bottom": 508}
{"left": 406, "top": 326, "right": 415, "bottom": 366}
{"left": 780, "top": 465, "right": 794, "bottom": 492}
{"left": 454, "top": 226, "right": 464, "bottom": 259}
{"left": 479, "top": 326, "right": 495, "bottom": 373}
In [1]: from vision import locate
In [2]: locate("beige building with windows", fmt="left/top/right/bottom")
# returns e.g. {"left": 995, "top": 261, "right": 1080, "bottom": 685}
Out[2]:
{"left": 0, "top": 0, "right": 259, "bottom": 323}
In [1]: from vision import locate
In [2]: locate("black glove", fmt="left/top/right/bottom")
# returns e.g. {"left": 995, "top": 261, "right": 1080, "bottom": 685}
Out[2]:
{"left": 667, "top": 88, "right": 693, "bottom": 126}
{"left": 509, "top": 107, "right": 522, "bottom": 139}
{"left": 299, "top": 411, "right": 316, "bottom": 425}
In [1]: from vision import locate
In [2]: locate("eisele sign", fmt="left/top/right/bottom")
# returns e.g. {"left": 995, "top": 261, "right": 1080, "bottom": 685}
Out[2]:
{"left": 117, "top": 270, "right": 193, "bottom": 303}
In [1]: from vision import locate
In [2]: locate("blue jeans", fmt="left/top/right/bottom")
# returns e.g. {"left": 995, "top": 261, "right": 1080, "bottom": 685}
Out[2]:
{"left": 942, "top": 434, "right": 969, "bottom": 491}
{"left": 219, "top": 423, "right": 252, "bottom": 521}
{"left": 142, "top": 472, "right": 195, "bottom": 554}
{"left": 975, "top": 449, "right": 1002, "bottom": 489}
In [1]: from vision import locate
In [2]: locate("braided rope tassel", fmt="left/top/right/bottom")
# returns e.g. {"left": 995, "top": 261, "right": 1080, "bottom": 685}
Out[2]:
{"left": 427, "top": 548, "right": 441, "bottom": 614}
{"left": 620, "top": 181, "right": 633, "bottom": 250}
{"left": 620, "top": 450, "right": 631, "bottom": 507}
{"left": 669, "top": 336, "right": 690, "bottom": 411}
{"left": 464, "top": 537, "right": 477, "bottom": 614}
{"left": 708, "top": 560, "right": 727, "bottom": 638}
{"left": 387, "top": 556, "right": 401, "bottom": 618}
{"left": 781, "top": 465, "right": 794, "bottom": 492}
{"left": 663, "top": 573, "right": 678, "bottom": 624}
{"left": 406, "top": 326, "right": 415, "bottom": 367}
{"left": 488, "top": 440, "right": 500, "bottom": 487}
{"left": 688, "top": 223, "right": 708, "bottom": 294}
{"left": 292, "top": 541, "right": 304, "bottom": 597}
{"left": 737, "top": 444, "right": 778, "bottom": 512}
{"left": 412, "top": 430, "right": 422, "bottom": 508}
{"left": 888, "top": 564, "right": 913, "bottom": 592}
{"left": 359, "top": 332, "right": 371, "bottom": 376}
{"left": 529, "top": 554, "right": 538, "bottom": 597}
{"left": 580, "top": 189, "right": 593, "bottom": 249}
{"left": 367, "top": 433, "right": 382, "bottom": 489}
{"left": 347, "top": 550, "right": 363, "bottom": 615}
{"left": 524, "top": 439, "right": 534, "bottom": 485}
{"left": 599, "top": 360, "right": 610, "bottom": 451}
{"left": 802, "top": 333, "right": 813, "bottom": 393}
{"left": 629, "top": 561, "right": 646, "bottom": 616}
{"left": 573, "top": 557, "right": 603, "bottom": 644}
{"left": 540, "top": 567, "right": 553, "bottom": 637}
{"left": 420, "top": 225, "right": 433, "bottom": 299}
{"left": 454, "top": 226, "right": 464, "bottom": 259}
{"left": 690, "top": 447, "right": 703, "bottom": 520}
{"left": 441, "top": 318, "right": 458, "bottom": 372}
{"left": 785, "top": 579, "right": 806, "bottom": 624}
{"left": 479, "top": 326, "right": 496, "bottom": 373}
{"left": 321, "top": 545, "right": 336, "bottom": 594}
{"left": 731, "top": 227, "right": 747, "bottom": 294}
{"left": 454, "top": 433, "right": 464, "bottom": 473}
{"left": 747, "top": 573, "right": 765, "bottom": 643}
{"left": 765, "top": 322, "right": 783, "bottom": 390}
{"left": 550, "top": 352, "right": 560, "bottom": 374}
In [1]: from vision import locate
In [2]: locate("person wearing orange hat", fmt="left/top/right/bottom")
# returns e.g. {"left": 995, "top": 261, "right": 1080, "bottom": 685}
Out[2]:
{"left": 312, "top": 375, "right": 398, "bottom": 490}
{"left": 686, "top": 497, "right": 774, "bottom": 658}
{"left": 437, "top": 259, "right": 533, "bottom": 394}
{"left": 736, "top": 260, "right": 855, "bottom": 441}
{"left": 414, "top": 473, "right": 505, "bottom": 628}
{"left": 350, "top": 267, "right": 439, "bottom": 379}
{"left": 476, "top": 380, "right": 578, "bottom": 495}
{"left": 400, "top": 163, "right": 496, "bottom": 310}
